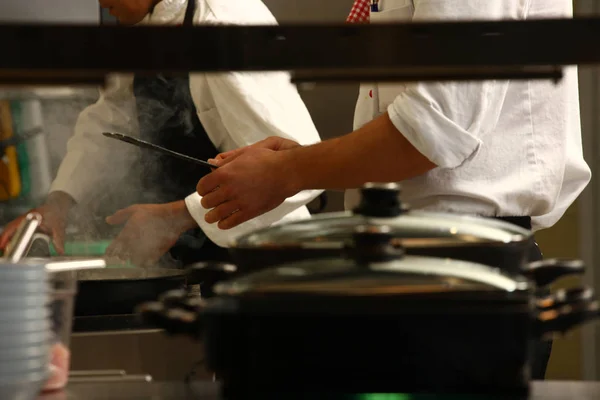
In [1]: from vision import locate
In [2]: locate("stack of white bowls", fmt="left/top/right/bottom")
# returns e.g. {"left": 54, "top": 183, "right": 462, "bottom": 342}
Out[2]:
{"left": 0, "top": 262, "right": 51, "bottom": 400}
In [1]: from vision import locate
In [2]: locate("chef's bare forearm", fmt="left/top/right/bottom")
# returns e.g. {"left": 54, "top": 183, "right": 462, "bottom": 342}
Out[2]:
{"left": 46, "top": 191, "right": 76, "bottom": 213}
{"left": 284, "top": 112, "right": 437, "bottom": 192}
{"left": 168, "top": 200, "right": 199, "bottom": 233}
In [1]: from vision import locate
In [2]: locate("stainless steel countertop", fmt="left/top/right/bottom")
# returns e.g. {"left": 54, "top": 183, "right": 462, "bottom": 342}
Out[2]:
{"left": 35, "top": 381, "right": 600, "bottom": 400}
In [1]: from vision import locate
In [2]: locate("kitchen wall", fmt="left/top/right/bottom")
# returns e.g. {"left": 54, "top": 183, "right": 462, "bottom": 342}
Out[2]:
{"left": 0, "top": 0, "right": 99, "bottom": 23}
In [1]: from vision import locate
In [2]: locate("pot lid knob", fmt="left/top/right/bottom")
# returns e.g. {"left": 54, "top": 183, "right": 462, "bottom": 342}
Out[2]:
{"left": 350, "top": 225, "right": 404, "bottom": 264}
{"left": 353, "top": 183, "right": 406, "bottom": 218}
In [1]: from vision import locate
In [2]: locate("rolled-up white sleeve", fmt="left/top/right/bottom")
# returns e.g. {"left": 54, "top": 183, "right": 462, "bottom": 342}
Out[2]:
{"left": 50, "top": 74, "right": 140, "bottom": 204}
{"left": 387, "top": 0, "right": 527, "bottom": 169}
{"left": 185, "top": 70, "right": 323, "bottom": 247}
{"left": 388, "top": 84, "right": 486, "bottom": 169}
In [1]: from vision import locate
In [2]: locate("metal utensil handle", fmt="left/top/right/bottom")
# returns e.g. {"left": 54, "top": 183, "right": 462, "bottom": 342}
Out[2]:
{"left": 68, "top": 375, "right": 153, "bottom": 383}
{"left": 4, "top": 212, "right": 42, "bottom": 263}
{"left": 70, "top": 370, "right": 126, "bottom": 377}
{"left": 102, "top": 132, "right": 218, "bottom": 169}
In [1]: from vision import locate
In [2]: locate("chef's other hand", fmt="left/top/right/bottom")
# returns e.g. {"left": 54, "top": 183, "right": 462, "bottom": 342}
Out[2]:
{"left": 208, "top": 136, "right": 301, "bottom": 168}
{"left": 197, "top": 146, "right": 300, "bottom": 230}
{"left": 0, "top": 191, "right": 74, "bottom": 254}
{"left": 105, "top": 201, "right": 196, "bottom": 266}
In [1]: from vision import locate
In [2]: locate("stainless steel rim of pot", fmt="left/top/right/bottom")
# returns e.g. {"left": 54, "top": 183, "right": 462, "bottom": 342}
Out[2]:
{"left": 76, "top": 267, "right": 185, "bottom": 281}
{"left": 230, "top": 210, "right": 532, "bottom": 249}
{"left": 230, "top": 182, "right": 532, "bottom": 248}
{"left": 213, "top": 255, "right": 531, "bottom": 297}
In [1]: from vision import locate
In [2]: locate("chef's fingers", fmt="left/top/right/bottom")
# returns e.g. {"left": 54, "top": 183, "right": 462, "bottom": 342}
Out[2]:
{"left": 105, "top": 241, "right": 133, "bottom": 265}
{"left": 210, "top": 137, "right": 284, "bottom": 167}
{"left": 204, "top": 201, "right": 241, "bottom": 225}
{"left": 106, "top": 218, "right": 148, "bottom": 263}
{"left": 104, "top": 238, "right": 122, "bottom": 257}
{"left": 105, "top": 228, "right": 131, "bottom": 258}
{"left": 196, "top": 172, "right": 221, "bottom": 197}
{"left": 0, "top": 216, "right": 23, "bottom": 249}
{"left": 106, "top": 206, "right": 137, "bottom": 225}
{"left": 217, "top": 210, "right": 250, "bottom": 230}
{"left": 130, "top": 250, "right": 149, "bottom": 268}
{"left": 200, "top": 185, "right": 231, "bottom": 209}
{"left": 51, "top": 227, "right": 66, "bottom": 255}
{"left": 213, "top": 147, "right": 247, "bottom": 162}
{"left": 208, "top": 153, "right": 240, "bottom": 170}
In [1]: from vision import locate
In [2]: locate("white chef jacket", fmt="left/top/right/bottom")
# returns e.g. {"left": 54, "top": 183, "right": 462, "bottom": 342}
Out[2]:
{"left": 345, "top": 0, "right": 591, "bottom": 232}
{"left": 50, "top": 0, "right": 322, "bottom": 247}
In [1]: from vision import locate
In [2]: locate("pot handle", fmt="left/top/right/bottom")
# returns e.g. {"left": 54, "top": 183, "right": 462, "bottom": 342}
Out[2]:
{"left": 158, "top": 289, "right": 207, "bottom": 312}
{"left": 136, "top": 301, "right": 203, "bottom": 340}
{"left": 185, "top": 262, "right": 238, "bottom": 298}
{"left": 521, "top": 258, "right": 585, "bottom": 287}
{"left": 535, "top": 294, "right": 600, "bottom": 340}
{"left": 536, "top": 287, "right": 594, "bottom": 310}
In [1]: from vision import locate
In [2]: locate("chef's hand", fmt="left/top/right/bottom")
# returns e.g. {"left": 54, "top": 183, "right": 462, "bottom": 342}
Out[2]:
{"left": 0, "top": 191, "right": 74, "bottom": 254}
{"left": 105, "top": 201, "right": 197, "bottom": 266}
{"left": 197, "top": 137, "right": 303, "bottom": 230}
{"left": 208, "top": 136, "right": 301, "bottom": 167}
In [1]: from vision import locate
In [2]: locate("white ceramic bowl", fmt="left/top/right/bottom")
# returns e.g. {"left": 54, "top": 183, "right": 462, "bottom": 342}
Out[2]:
{"left": 0, "top": 344, "right": 48, "bottom": 360}
{"left": 0, "top": 281, "right": 49, "bottom": 294}
{"left": 0, "top": 319, "right": 50, "bottom": 335}
{"left": 0, "top": 330, "right": 50, "bottom": 349}
{"left": 0, "top": 295, "right": 49, "bottom": 309}
{"left": 0, "top": 378, "right": 47, "bottom": 400}
{"left": 0, "top": 368, "right": 48, "bottom": 385}
{"left": 0, "top": 266, "right": 47, "bottom": 281}
{"left": 0, "top": 356, "right": 49, "bottom": 374}
{"left": 0, "top": 308, "right": 50, "bottom": 322}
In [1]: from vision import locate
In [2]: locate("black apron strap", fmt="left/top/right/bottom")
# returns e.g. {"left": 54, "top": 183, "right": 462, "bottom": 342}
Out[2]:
{"left": 492, "top": 216, "right": 532, "bottom": 231}
{"left": 491, "top": 214, "right": 550, "bottom": 379}
{"left": 183, "top": 0, "right": 196, "bottom": 26}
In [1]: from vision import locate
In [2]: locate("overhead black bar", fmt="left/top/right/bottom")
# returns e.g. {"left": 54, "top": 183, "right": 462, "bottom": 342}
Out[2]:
{"left": 0, "top": 18, "right": 598, "bottom": 83}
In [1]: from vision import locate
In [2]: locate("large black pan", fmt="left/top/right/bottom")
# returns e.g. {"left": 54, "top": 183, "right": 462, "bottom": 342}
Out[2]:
{"left": 74, "top": 268, "right": 188, "bottom": 316}
{"left": 139, "top": 227, "right": 600, "bottom": 397}
{"left": 24, "top": 230, "right": 226, "bottom": 316}
{"left": 24, "top": 234, "right": 192, "bottom": 316}
{"left": 72, "top": 264, "right": 227, "bottom": 316}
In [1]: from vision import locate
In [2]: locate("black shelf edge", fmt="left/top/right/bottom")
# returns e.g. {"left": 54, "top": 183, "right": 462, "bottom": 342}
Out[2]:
{"left": 0, "top": 17, "right": 598, "bottom": 84}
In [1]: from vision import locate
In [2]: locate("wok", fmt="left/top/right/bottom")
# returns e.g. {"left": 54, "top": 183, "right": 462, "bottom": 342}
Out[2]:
{"left": 24, "top": 235, "right": 205, "bottom": 316}
{"left": 74, "top": 267, "right": 188, "bottom": 316}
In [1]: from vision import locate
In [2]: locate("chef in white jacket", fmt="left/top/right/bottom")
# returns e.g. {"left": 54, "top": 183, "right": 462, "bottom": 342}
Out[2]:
{"left": 194, "top": 0, "right": 591, "bottom": 379}
{"left": 0, "top": 0, "right": 322, "bottom": 266}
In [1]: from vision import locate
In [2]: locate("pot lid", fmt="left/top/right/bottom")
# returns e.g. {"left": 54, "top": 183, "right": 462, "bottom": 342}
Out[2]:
{"left": 231, "top": 183, "right": 532, "bottom": 249}
{"left": 218, "top": 227, "right": 531, "bottom": 297}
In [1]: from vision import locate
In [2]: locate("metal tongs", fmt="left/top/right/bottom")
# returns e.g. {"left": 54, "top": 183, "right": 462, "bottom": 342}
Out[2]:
{"left": 3, "top": 212, "right": 42, "bottom": 263}
{"left": 3, "top": 212, "right": 106, "bottom": 271}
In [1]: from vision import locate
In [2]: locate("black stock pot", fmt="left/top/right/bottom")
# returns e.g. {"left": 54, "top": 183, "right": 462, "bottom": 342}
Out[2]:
{"left": 139, "top": 226, "right": 599, "bottom": 397}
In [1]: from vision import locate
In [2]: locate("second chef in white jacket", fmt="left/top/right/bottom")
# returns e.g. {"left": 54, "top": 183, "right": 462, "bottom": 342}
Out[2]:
{"left": 0, "top": 0, "right": 322, "bottom": 266}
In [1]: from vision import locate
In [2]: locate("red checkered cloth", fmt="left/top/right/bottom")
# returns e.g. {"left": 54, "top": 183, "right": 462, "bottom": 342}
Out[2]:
{"left": 346, "top": 0, "right": 371, "bottom": 23}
